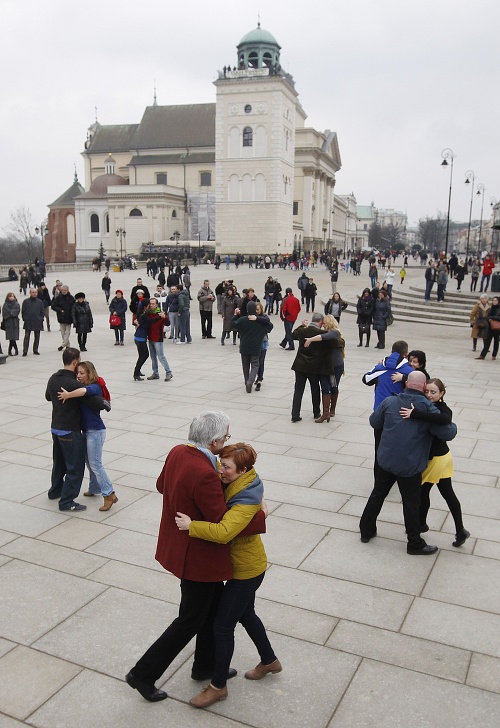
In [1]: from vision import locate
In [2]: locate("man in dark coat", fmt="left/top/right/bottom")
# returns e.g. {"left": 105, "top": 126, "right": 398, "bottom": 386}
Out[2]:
{"left": 232, "top": 301, "right": 273, "bottom": 393}
{"left": 51, "top": 285, "right": 75, "bottom": 351}
{"left": 21, "top": 288, "right": 44, "bottom": 356}
{"left": 290, "top": 312, "right": 334, "bottom": 422}
{"left": 126, "top": 411, "right": 265, "bottom": 701}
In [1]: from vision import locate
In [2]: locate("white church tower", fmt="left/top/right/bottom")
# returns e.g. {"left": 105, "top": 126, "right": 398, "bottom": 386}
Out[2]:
{"left": 215, "top": 25, "right": 298, "bottom": 255}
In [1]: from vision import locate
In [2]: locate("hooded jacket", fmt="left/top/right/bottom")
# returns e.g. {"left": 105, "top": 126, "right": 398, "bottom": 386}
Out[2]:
{"left": 362, "top": 351, "right": 414, "bottom": 409}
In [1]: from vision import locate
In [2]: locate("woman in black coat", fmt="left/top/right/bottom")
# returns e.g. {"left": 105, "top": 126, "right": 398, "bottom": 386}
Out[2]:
{"left": 324, "top": 292, "right": 347, "bottom": 323}
{"left": 72, "top": 293, "right": 93, "bottom": 351}
{"left": 109, "top": 290, "right": 127, "bottom": 345}
{"left": 372, "top": 289, "right": 391, "bottom": 349}
{"left": 2, "top": 292, "right": 20, "bottom": 355}
{"left": 356, "top": 288, "right": 374, "bottom": 347}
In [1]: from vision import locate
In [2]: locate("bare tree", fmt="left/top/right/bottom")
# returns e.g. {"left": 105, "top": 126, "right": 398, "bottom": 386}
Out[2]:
{"left": 3, "top": 206, "right": 40, "bottom": 263}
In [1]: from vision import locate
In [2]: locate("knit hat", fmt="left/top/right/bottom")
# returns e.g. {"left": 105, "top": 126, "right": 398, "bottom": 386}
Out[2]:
{"left": 75, "top": 292, "right": 85, "bottom": 299}
{"left": 246, "top": 301, "right": 257, "bottom": 315}
{"left": 136, "top": 289, "right": 144, "bottom": 295}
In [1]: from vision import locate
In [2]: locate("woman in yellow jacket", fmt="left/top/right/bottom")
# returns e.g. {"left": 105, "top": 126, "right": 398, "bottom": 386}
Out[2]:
{"left": 175, "top": 443, "right": 281, "bottom": 708}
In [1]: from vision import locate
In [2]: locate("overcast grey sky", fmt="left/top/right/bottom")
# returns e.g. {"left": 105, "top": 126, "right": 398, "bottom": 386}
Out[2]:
{"left": 1, "top": 0, "right": 499, "bottom": 234}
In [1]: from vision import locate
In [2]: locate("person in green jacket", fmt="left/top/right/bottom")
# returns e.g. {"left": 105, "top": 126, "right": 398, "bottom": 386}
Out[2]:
{"left": 176, "top": 442, "right": 282, "bottom": 708}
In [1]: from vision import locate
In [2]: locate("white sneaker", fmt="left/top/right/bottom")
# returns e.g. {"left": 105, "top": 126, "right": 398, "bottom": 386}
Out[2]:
{"left": 176, "top": 341, "right": 186, "bottom": 345}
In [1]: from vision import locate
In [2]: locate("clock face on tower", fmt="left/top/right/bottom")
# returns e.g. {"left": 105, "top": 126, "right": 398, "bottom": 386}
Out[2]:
{"left": 244, "top": 104, "right": 252, "bottom": 114}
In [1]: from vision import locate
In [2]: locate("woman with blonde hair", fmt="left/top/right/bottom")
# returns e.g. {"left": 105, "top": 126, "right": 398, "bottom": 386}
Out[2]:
{"left": 176, "top": 443, "right": 281, "bottom": 708}
{"left": 58, "top": 361, "right": 117, "bottom": 511}
{"left": 304, "top": 314, "right": 345, "bottom": 422}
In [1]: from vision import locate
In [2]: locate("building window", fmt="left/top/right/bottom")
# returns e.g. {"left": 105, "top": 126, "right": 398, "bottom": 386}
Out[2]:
{"left": 129, "top": 208, "right": 143, "bottom": 217}
{"left": 293, "top": 201, "right": 299, "bottom": 216}
{"left": 156, "top": 173, "right": 167, "bottom": 184}
{"left": 172, "top": 210, "right": 177, "bottom": 218}
{"left": 363, "top": 224, "right": 367, "bottom": 231}
{"left": 243, "top": 126, "right": 253, "bottom": 147}
{"left": 244, "top": 104, "right": 252, "bottom": 114}
{"left": 90, "top": 213, "right": 99, "bottom": 233}
{"left": 105, "top": 213, "right": 110, "bottom": 233}
{"left": 200, "top": 171, "right": 212, "bottom": 186}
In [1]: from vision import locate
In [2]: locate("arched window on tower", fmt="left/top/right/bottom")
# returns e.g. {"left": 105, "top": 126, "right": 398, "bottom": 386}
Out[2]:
{"left": 263, "top": 52, "right": 272, "bottom": 68}
{"left": 129, "top": 208, "right": 143, "bottom": 217}
{"left": 248, "top": 51, "right": 258, "bottom": 68}
{"left": 90, "top": 213, "right": 99, "bottom": 233}
{"left": 243, "top": 127, "right": 253, "bottom": 147}
{"left": 172, "top": 210, "right": 177, "bottom": 218}
{"left": 105, "top": 213, "right": 110, "bottom": 233}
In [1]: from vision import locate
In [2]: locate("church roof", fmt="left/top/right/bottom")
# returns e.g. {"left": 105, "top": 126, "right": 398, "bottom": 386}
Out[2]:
{"left": 131, "top": 104, "right": 216, "bottom": 150}
{"left": 49, "top": 177, "right": 85, "bottom": 208}
{"left": 356, "top": 205, "right": 375, "bottom": 219}
{"left": 85, "top": 124, "right": 139, "bottom": 153}
{"left": 128, "top": 152, "right": 215, "bottom": 166}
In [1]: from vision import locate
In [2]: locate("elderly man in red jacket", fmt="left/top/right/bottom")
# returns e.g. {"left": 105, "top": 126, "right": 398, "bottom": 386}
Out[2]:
{"left": 126, "top": 411, "right": 265, "bottom": 702}
{"left": 279, "top": 287, "right": 301, "bottom": 351}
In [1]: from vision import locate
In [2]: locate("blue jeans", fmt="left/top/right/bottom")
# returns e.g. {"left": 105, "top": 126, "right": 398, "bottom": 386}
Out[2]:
{"left": 257, "top": 349, "right": 267, "bottom": 382}
{"left": 319, "top": 364, "right": 344, "bottom": 395}
{"left": 480, "top": 274, "right": 491, "bottom": 292}
{"left": 148, "top": 341, "right": 172, "bottom": 376}
{"left": 178, "top": 310, "right": 191, "bottom": 342}
{"left": 212, "top": 573, "right": 276, "bottom": 689}
{"left": 85, "top": 429, "right": 114, "bottom": 496}
{"left": 280, "top": 320, "right": 294, "bottom": 349}
{"left": 48, "top": 431, "right": 86, "bottom": 509}
{"left": 424, "top": 280, "right": 434, "bottom": 300}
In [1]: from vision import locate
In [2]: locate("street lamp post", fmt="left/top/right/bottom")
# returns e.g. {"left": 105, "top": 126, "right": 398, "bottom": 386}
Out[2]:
{"left": 490, "top": 198, "right": 498, "bottom": 255}
{"left": 34, "top": 223, "right": 48, "bottom": 263}
{"left": 441, "top": 148, "right": 455, "bottom": 257}
{"left": 464, "top": 170, "right": 475, "bottom": 264}
{"left": 115, "top": 228, "right": 126, "bottom": 261}
{"left": 476, "top": 184, "right": 486, "bottom": 252}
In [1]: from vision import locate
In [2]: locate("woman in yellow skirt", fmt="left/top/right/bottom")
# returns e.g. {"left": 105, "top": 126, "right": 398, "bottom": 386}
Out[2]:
{"left": 401, "top": 378, "right": 470, "bottom": 547}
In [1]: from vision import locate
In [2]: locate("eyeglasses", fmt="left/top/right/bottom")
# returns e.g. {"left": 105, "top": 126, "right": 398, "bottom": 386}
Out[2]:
{"left": 223, "top": 433, "right": 231, "bottom": 441}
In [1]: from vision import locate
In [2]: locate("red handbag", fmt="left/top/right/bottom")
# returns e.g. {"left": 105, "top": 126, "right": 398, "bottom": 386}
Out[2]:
{"left": 109, "top": 314, "right": 122, "bottom": 328}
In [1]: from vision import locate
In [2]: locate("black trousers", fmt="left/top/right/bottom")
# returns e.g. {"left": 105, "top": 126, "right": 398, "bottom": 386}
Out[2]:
{"left": 134, "top": 340, "right": 149, "bottom": 377}
{"left": 132, "top": 579, "right": 224, "bottom": 683}
{"left": 291, "top": 371, "right": 321, "bottom": 419}
{"left": 23, "top": 330, "right": 40, "bottom": 354}
{"left": 359, "top": 465, "right": 426, "bottom": 549}
{"left": 200, "top": 310, "right": 213, "bottom": 337}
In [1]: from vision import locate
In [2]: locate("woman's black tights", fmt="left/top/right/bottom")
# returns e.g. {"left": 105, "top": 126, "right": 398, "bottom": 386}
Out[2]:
{"left": 420, "top": 478, "right": 464, "bottom": 533}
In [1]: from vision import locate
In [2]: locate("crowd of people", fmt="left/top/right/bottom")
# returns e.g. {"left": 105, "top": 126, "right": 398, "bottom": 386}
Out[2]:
{"left": 4, "top": 251, "right": 493, "bottom": 716}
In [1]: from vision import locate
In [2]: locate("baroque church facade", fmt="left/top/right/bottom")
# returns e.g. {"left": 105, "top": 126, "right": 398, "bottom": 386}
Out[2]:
{"left": 45, "top": 25, "right": 342, "bottom": 262}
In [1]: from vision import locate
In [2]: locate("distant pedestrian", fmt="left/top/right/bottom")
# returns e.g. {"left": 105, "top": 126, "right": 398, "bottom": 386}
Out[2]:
{"left": 101, "top": 272, "right": 112, "bottom": 303}
{"left": 2, "top": 292, "right": 20, "bottom": 356}
{"left": 72, "top": 293, "right": 93, "bottom": 352}
{"left": 21, "top": 288, "right": 44, "bottom": 356}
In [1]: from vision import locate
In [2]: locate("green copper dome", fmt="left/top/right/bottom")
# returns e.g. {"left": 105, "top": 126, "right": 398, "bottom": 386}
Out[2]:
{"left": 238, "top": 25, "right": 281, "bottom": 49}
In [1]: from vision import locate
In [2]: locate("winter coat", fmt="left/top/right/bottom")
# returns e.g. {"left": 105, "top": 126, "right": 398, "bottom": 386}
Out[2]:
{"left": 72, "top": 301, "right": 93, "bottom": 334}
{"left": 221, "top": 294, "right": 240, "bottom": 332}
{"left": 51, "top": 292, "right": 75, "bottom": 324}
{"left": 469, "top": 301, "right": 490, "bottom": 339}
{"left": 21, "top": 296, "right": 45, "bottom": 332}
{"left": 2, "top": 299, "right": 20, "bottom": 340}
{"left": 324, "top": 297, "right": 347, "bottom": 319}
{"left": 109, "top": 296, "right": 127, "bottom": 330}
{"left": 356, "top": 296, "right": 374, "bottom": 325}
{"left": 177, "top": 289, "right": 190, "bottom": 313}
{"left": 197, "top": 286, "right": 215, "bottom": 311}
{"left": 372, "top": 298, "right": 391, "bottom": 332}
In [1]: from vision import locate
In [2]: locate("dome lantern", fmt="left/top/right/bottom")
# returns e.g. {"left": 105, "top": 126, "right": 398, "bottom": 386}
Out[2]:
{"left": 237, "top": 23, "right": 281, "bottom": 71}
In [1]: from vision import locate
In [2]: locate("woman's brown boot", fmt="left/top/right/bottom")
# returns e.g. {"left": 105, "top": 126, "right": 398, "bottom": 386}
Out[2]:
{"left": 330, "top": 392, "right": 339, "bottom": 417}
{"left": 315, "top": 395, "right": 331, "bottom": 423}
{"left": 99, "top": 493, "right": 118, "bottom": 511}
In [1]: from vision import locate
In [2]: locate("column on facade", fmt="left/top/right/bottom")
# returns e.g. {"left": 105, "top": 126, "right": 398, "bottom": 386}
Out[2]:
{"left": 313, "top": 171, "right": 322, "bottom": 241}
{"left": 302, "top": 168, "right": 314, "bottom": 239}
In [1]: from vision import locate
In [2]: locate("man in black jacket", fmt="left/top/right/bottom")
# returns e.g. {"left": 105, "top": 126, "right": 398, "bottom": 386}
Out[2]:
{"left": 21, "top": 288, "right": 45, "bottom": 356}
{"left": 51, "top": 285, "right": 75, "bottom": 351}
{"left": 232, "top": 302, "right": 273, "bottom": 393}
{"left": 45, "top": 348, "right": 87, "bottom": 511}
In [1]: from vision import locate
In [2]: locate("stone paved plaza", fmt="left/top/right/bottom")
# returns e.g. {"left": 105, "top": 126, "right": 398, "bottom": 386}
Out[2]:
{"left": 0, "top": 262, "right": 499, "bottom": 727}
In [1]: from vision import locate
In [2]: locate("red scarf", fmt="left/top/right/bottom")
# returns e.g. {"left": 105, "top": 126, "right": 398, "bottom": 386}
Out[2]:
{"left": 97, "top": 376, "right": 111, "bottom": 402}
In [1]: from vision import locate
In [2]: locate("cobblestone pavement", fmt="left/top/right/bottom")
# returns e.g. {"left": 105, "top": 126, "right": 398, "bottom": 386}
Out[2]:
{"left": 1, "top": 262, "right": 499, "bottom": 727}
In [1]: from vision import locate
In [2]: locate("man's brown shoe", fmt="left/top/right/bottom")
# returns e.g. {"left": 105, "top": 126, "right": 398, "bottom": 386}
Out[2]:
{"left": 99, "top": 493, "right": 118, "bottom": 511}
{"left": 244, "top": 659, "right": 282, "bottom": 680}
{"left": 189, "top": 684, "right": 228, "bottom": 708}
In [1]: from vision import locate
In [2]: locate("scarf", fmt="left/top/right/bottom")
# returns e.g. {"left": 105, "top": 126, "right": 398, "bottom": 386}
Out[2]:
{"left": 224, "top": 468, "right": 263, "bottom": 507}
{"left": 97, "top": 376, "right": 111, "bottom": 402}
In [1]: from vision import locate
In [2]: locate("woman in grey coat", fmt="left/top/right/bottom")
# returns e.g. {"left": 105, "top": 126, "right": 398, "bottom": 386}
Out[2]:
{"left": 220, "top": 287, "right": 240, "bottom": 345}
{"left": 2, "top": 292, "right": 20, "bottom": 355}
{"left": 372, "top": 289, "right": 391, "bottom": 349}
